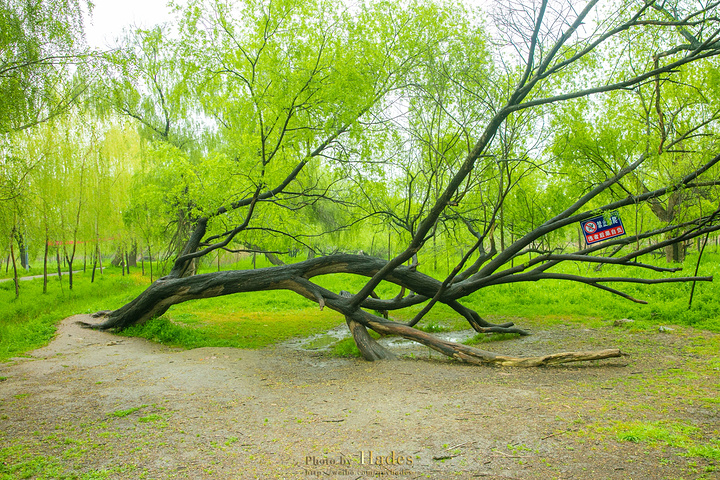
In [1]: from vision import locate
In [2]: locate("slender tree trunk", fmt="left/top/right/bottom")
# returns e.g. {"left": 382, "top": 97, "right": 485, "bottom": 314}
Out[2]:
{"left": 65, "top": 246, "right": 75, "bottom": 290}
{"left": 56, "top": 247, "right": 62, "bottom": 280}
{"left": 91, "top": 242, "right": 99, "bottom": 283}
{"left": 10, "top": 228, "right": 19, "bottom": 298}
{"left": 43, "top": 231, "right": 49, "bottom": 294}
{"left": 148, "top": 246, "right": 153, "bottom": 282}
{"left": 125, "top": 249, "right": 130, "bottom": 274}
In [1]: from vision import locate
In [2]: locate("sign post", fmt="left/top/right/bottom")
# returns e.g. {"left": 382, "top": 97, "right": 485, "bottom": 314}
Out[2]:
{"left": 581, "top": 211, "right": 626, "bottom": 245}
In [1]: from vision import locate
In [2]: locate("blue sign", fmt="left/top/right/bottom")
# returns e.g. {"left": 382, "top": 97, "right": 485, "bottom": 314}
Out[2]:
{"left": 581, "top": 211, "right": 626, "bottom": 245}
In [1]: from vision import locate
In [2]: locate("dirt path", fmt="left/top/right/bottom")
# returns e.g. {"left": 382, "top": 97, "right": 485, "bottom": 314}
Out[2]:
{"left": 0, "top": 269, "right": 94, "bottom": 283}
{"left": 0, "top": 315, "right": 718, "bottom": 479}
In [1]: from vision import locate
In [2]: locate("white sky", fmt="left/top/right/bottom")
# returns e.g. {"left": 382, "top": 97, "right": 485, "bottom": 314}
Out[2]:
{"left": 85, "top": 0, "right": 174, "bottom": 49}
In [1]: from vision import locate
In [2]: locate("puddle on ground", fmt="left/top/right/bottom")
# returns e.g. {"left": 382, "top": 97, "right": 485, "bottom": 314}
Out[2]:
{"left": 379, "top": 330, "right": 476, "bottom": 348}
{"left": 282, "top": 325, "right": 351, "bottom": 351}
{"left": 283, "top": 325, "right": 478, "bottom": 352}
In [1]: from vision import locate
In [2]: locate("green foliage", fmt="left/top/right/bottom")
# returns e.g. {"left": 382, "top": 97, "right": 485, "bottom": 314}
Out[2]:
{"left": 0, "top": 0, "right": 89, "bottom": 135}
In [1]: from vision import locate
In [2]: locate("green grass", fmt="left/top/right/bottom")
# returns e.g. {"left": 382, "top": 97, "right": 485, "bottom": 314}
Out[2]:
{"left": 330, "top": 337, "right": 362, "bottom": 357}
{"left": 107, "top": 406, "right": 147, "bottom": 418}
{"left": 121, "top": 294, "right": 345, "bottom": 350}
{"left": 464, "top": 332, "right": 522, "bottom": 345}
{"left": 614, "top": 420, "right": 720, "bottom": 460}
{"left": 0, "top": 267, "right": 149, "bottom": 362}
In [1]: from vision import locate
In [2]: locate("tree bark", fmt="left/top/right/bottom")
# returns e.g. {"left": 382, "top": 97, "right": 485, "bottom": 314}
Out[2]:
{"left": 91, "top": 242, "right": 98, "bottom": 283}
{"left": 10, "top": 228, "right": 19, "bottom": 298}
{"left": 346, "top": 318, "right": 396, "bottom": 361}
{"left": 148, "top": 246, "right": 153, "bottom": 282}
{"left": 56, "top": 246, "right": 62, "bottom": 280}
{"left": 128, "top": 243, "right": 138, "bottom": 267}
{"left": 43, "top": 231, "right": 48, "bottom": 294}
{"left": 64, "top": 246, "right": 75, "bottom": 290}
{"left": 81, "top": 255, "right": 518, "bottom": 332}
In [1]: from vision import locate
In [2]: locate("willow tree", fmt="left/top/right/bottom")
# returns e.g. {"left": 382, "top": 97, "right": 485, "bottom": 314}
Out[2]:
{"left": 85, "top": 0, "right": 720, "bottom": 366}
{"left": 1, "top": 0, "right": 91, "bottom": 289}
{"left": 0, "top": 0, "right": 89, "bottom": 135}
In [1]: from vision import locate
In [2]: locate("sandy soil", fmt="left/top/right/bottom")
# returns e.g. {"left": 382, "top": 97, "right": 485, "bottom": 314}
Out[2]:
{"left": 0, "top": 314, "right": 718, "bottom": 479}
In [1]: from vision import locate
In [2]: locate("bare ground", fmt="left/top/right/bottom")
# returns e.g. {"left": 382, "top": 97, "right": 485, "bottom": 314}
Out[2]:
{"left": 0, "top": 314, "right": 718, "bottom": 479}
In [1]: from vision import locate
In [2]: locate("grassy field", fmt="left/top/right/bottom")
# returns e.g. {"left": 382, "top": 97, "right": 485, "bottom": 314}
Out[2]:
{"left": 0, "top": 267, "right": 150, "bottom": 361}
{"left": 1, "top": 251, "right": 719, "bottom": 361}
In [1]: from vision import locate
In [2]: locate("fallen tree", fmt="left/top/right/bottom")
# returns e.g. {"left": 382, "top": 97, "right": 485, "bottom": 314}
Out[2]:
{"left": 83, "top": 0, "right": 720, "bottom": 366}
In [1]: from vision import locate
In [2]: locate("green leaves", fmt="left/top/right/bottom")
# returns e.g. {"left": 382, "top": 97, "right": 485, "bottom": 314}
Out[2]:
{"left": 0, "top": 0, "right": 89, "bottom": 134}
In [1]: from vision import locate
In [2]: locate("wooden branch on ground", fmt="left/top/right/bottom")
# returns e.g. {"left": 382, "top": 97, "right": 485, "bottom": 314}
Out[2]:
{"left": 356, "top": 313, "right": 623, "bottom": 367}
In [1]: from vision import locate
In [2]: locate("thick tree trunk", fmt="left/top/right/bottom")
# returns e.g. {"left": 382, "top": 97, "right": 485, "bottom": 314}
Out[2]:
{"left": 340, "top": 290, "right": 395, "bottom": 361}
{"left": 167, "top": 218, "right": 207, "bottom": 278}
{"left": 665, "top": 242, "right": 686, "bottom": 263}
{"left": 111, "top": 247, "right": 124, "bottom": 268}
{"left": 346, "top": 318, "right": 396, "bottom": 361}
{"left": 128, "top": 243, "right": 138, "bottom": 267}
{"left": 81, "top": 255, "right": 514, "bottom": 330}
{"left": 16, "top": 232, "right": 29, "bottom": 270}
{"left": 77, "top": 254, "right": 627, "bottom": 367}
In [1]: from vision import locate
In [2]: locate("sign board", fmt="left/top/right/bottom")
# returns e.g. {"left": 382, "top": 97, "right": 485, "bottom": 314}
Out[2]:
{"left": 581, "top": 211, "right": 626, "bottom": 245}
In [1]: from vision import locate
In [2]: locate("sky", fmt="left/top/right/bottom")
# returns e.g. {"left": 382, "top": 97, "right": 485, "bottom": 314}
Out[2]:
{"left": 84, "top": 0, "right": 174, "bottom": 49}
